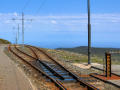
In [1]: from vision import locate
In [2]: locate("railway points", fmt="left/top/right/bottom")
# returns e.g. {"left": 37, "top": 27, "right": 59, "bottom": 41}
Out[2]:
{"left": 6, "top": 44, "right": 120, "bottom": 90}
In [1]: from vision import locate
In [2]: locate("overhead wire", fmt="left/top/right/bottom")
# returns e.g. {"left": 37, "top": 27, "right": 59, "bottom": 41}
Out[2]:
{"left": 35, "top": 0, "right": 61, "bottom": 33}
{"left": 20, "top": 0, "right": 47, "bottom": 30}
{"left": 22, "top": 0, "right": 31, "bottom": 12}
{"left": 27, "top": 0, "right": 47, "bottom": 26}
{"left": 35, "top": 0, "right": 47, "bottom": 14}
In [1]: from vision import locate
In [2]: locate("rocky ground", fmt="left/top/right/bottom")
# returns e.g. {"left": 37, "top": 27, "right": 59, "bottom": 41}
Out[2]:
{"left": 43, "top": 47, "right": 120, "bottom": 90}
{"left": 4, "top": 47, "right": 56, "bottom": 90}
{"left": 4, "top": 45, "right": 120, "bottom": 90}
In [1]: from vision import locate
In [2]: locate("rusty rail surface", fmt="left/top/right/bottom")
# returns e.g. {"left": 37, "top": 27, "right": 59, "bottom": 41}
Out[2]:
{"left": 91, "top": 66, "right": 120, "bottom": 77}
{"left": 26, "top": 45, "right": 99, "bottom": 90}
{"left": 8, "top": 45, "right": 67, "bottom": 90}
{"left": 14, "top": 45, "right": 65, "bottom": 80}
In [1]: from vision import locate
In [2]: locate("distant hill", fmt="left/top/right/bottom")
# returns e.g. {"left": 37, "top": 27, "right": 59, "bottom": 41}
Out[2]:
{"left": 0, "top": 39, "right": 11, "bottom": 44}
{"left": 57, "top": 46, "right": 120, "bottom": 61}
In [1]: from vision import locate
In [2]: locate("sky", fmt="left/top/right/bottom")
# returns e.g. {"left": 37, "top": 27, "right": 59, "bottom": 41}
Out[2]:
{"left": 0, "top": 0, "right": 120, "bottom": 48}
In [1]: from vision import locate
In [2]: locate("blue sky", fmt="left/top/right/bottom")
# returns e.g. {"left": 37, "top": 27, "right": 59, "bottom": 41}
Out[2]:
{"left": 0, "top": 0, "right": 120, "bottom": 48}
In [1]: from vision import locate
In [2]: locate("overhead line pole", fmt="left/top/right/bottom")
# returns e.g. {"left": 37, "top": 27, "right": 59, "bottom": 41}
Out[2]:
{"left": 22, "top": 12, "right": 24, "bottom": 47}
{"left": 88, "top": 0, "right": 91, "bottom": 64}
{"left": 18, "top": 24, "right": 20, "bottom": 41}
{"left": 12, "top": 27, "right": 16, "bottom": 44}
{"left": 14, "top": 24, "right": 20, "bottom": 45}
{"left": 11, "top": 13, "right": 32, "bottom": 47}
{"left": 16, "top": 30, "right": 18, "bottom": 44}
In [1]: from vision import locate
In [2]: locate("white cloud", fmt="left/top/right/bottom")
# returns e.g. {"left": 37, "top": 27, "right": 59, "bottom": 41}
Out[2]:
{"left": 13, "top": 12, "right": 18, "bottom": 17}
{"left": 1, "top": 13, "right": 120, "bottom": 24}
{"left": 51, "top": 20, "right": 57, "bottom": 24}
{"left": 0, "top": 13, "right": 120, "bottom": 32}
{"left": 4, "top": 20, "right": 11, "bottom": 24}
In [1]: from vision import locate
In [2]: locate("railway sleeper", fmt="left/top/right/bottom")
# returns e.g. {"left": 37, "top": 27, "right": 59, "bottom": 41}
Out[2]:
{"left": 37, "top": 60, "right": 65, "bottom": 80}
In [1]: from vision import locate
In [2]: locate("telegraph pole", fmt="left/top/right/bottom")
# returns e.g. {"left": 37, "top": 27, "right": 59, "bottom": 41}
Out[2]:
{"left": 11, "top": 13, "right": 32, "bottom": 47}
{"left": 13, "top": 24, "right": 19, "bottom": 45}
{"left": 18, "top": 24, "right": 20, "bottom": 41}
{"left": 16, "top": 31, "right": 18, "bottom": 44}
{"left": 12, "top": 27, "right": 16, "bottom": 44}
{"left": 13, "top": 24, "right": 20, "bottom": 45}
{"left": 22, "top": 12, "right": 24, "bottom": 47}
{"left": 88, "top": 0, "right": 91, "bottom": 64}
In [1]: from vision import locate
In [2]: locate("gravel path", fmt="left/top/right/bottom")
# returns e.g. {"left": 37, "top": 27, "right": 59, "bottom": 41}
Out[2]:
{"left": 4, "top": 45, "right": 120, "bottom": 90}
{"left": 0, "top": 45, "right": 34, "bottom": 90}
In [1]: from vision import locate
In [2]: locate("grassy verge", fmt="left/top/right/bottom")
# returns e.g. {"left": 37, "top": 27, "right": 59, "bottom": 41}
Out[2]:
{"left": 44, "top": 48, "right": 120, "bottom": 65}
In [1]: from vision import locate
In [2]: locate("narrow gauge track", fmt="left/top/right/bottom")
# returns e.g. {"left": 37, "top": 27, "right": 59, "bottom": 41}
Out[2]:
{"left": 26, "top": 45, "right": 99, "bottom": 90}
{"left": 8, "top": 45, "right": 66, "bottom": 90}
{"left": 10, "top": 45, "right": 99, "bottom": 90}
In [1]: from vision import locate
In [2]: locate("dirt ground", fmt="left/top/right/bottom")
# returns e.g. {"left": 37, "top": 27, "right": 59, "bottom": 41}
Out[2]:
{"left": 91, "top": 63, "right": 120, "bottom": 75}
{"left": 0, "top": 45, "right": 35, "bottom": 90}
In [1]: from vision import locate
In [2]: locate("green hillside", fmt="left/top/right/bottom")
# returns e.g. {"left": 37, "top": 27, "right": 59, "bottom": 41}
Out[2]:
{"left": 57, "top": 46, "right": 120, "bottom": 63}
{"left": 0, "top": 38, "right": 11, "bottom": 44}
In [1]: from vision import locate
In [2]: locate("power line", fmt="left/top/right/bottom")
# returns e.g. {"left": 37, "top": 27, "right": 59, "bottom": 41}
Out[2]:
{"left": 24, "top": 0, "right": 47, "bottom": 27}
{"left": 22, "top": 0, "right": 31, "bottom": 12}
{"left": 35, "top": 0, "right": 47, "bottom": 14}
{"left": 11, "top": 13, "right": 33, "bottom": 47}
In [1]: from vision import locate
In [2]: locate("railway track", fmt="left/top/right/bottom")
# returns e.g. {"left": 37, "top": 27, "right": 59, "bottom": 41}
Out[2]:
{"left": 9, "top": 45, "right": 100, "bottom": 90}
{"left": 9, "top": 45, "right": 66, "bottom": 90}
{"left": 26, "top": 45, "right": 104, "bottom": 89}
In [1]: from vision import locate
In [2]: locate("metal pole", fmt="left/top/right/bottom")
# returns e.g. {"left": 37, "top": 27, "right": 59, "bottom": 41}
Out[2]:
{"left": 13, "top": 27, "right": 16, "bottom": 44}
{"left": 105, "top": 53, "right": 112, "bottom": 77}
{"left": 22, "top": 12, "right": 24, "bottom": 47}
{"left": 88, "top": 0, "right": 91, "bottom": 64}
{"left": 103, "top": 58, "right": 106, "bottom": 75}
{"left": 16, "top": 31, "right": 18, "bottom": 44}
{"left": 18, "top": 24, "right": 20, "bottom": 41}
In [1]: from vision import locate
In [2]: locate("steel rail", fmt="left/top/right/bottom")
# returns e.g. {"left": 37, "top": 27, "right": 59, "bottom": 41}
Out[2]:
{"left": 91, "top": 66, "right": 120, "bottom": 88}
{"left": 14, "top": 45, "right": 65, "bottom": 80}
{"left": 27, "top": 45, "right": 65, "bottom": 80}
{"left": 26, "top": 45, "right": 99, "bottom": 90}
{"left": 14, "top": 45, "right": 35, "bottom": 59}
{"left": 91, "top": 66, "right": 120, "bottom": 77}
{"left": 8, "top": 45, "right": 67, "bottom": 90}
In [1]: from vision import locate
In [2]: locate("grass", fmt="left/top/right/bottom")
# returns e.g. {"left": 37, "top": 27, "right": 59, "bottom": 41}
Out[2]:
{"left": 0, "top": 38, "right": 11, "bottom": 44}
{"left": 43, "top": 48, "right": 108, "bottom": 64}
{"left": 57, "top": 46, "right": 120, "bottom": 64}
{"left": 42, "top": 48, "right": 120, "bottom": 65}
